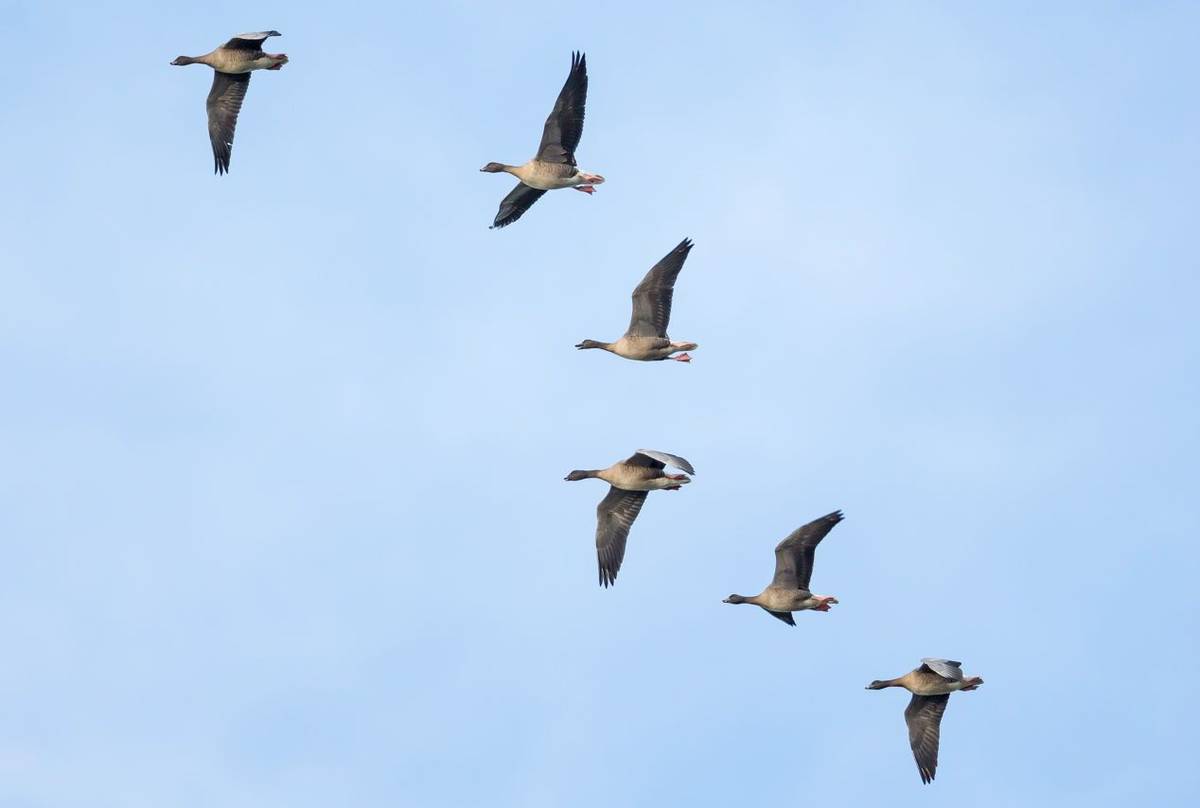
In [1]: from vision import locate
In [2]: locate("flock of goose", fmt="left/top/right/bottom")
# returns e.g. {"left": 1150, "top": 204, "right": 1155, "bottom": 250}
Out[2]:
{"left": 171, "top": 32, "right": 985, "bottom": 785}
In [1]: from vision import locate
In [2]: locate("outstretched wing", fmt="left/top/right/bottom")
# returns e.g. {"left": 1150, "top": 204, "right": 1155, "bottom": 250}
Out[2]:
{"left": 630, "top": 449, "right": 695, "bottom": 475}
{"left": 626, "top": 238, "right": 694, "bottom": 338}
{"left": 223, "top": 31, "right": 280, "bottom": 51}
{"left": 536, "top": 51, "right": 587, "bottom": 165}
{"left": 919, "top": 658, "right": 964, "bottom": 681}
{"left": 206, "top": 71, "right": 250, "bottom": 175}
{"left": 905, "top": 694, "right": 950, "bottom": 784}
{"left": 595, "top": 486, "right": 648, "bottom": 587}
{"left": 491, "top": 182, "right": 547, "bottom": 229}
{"left": 771, "top": 510, "right": 843, "bottom": 590}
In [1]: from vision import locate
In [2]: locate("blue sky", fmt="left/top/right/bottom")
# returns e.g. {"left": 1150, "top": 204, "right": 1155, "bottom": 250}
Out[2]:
{"left": 2, "top": 1, "right": 1198, "bottom": 805}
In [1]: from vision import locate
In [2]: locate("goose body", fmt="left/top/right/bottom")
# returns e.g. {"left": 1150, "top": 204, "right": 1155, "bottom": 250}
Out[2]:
{"left": 564, "top": 450, "right": 694, "bottom": 587}
{"left": 170, "top": 31, "right": 288, "bottom": 174}
{"left": 576, "top": 239, "right": 698, "bottom": 363}
{"left": 482, "top": 52, "right": 604, "bottom": 228}
{"left": 722, "top": 511, "right": 843, "bottom": 626}
{"left": 508, "top": 161, "right": 594, "bottom": 191}
{"left": 867, "top": 658, "right": 984, "bottom": 784}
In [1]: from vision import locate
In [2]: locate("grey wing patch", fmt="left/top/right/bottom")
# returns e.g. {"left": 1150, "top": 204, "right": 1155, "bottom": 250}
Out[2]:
{"left": 920, "top": 658, "right": 964, "bottom": 681}
{"left": 632, "top": 449, "right": 694, "bottom": 475}
{"left": 626, "top": 238, "right": 694, "bottom": 338}
{"left": 771, "top": 510, "right": 843, "bottom": 590}
{"left": 595, "top": 487, "right": 648, "bottom": 587}
{"left": 766, "top": 609, "right": 796, "bottom": 626}
{"left": 905, "top": 694, "right": 950, "bottom": 784}
{"left": 491, "top": 182, "right": 547, "bottom": 229}
{"left": 206, "top": 71, "right": 250, "bottom": 175}
{"left": 223, "top": 31, "right": 280, "bottom": 50}
{"left": 537, "top": 51, "right": 587, "bottom": 165}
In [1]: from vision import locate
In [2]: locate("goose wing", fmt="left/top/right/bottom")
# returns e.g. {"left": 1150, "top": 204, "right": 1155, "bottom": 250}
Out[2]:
{"left": 626, "top": 239, "right": 694, "bottom": 338}
{"left": 629, "top": 449, "right": 694, "bottom": 475}
{"left": 919, "top": 658, "right": 965, "bottom": 681}
{"left": 905, "top": 694, "right": 950, "bottom": 784}
{"left": 206, "top": 71, "right": 250, "bottom": 175}
{"left": 771, "top": 510, "right": 844, "bottom": 590}
{"left": 491, "top": 182, "right": 547, "bottom": 229}
{"left": 222, "top": 31, "right": 281, "bottom": 51}
{"left": 595, "top": 486, "right": 648, "bottom": 587}
{"left": 536, "top": 52, "right": 587, "bottom": 165}
{"left": 766, "top": 610, "right": 796, "bottom": 626}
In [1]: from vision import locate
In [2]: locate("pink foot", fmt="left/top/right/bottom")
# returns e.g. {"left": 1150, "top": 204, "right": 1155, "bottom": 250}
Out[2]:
{"left": 668, "top": 474, "right": 688, "bottom": 481}
{"left": 574, "top": 185, "right": 595, "bottom": 194}
{"left": 813, "top": 595, "right": 838, "bottom": 612}
{"left": 671, "top": 353, "right": 692, "bottom": 362}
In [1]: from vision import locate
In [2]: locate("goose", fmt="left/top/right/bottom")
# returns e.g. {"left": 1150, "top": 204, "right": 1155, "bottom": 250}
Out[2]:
{"left": 481, "top": 52, "right": 604, "bottom": 229}
{"left": 171, "top": 31, "right": 288, "bottom": 174}
{"left": 866, "top": 658, "right": 985, "bottom": 784}
{"left": 564, "top": 450, "right": 694, "bottom": 587}
{"left": 722, "top": 510, "right": 843, "bottom": 625}
{"left": 575, "top": 239, "right": 699, "bottom": 363}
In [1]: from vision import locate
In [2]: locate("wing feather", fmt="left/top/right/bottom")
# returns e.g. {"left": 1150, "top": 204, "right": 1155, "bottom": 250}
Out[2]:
{"left": 905, "top": 694, "right": 950, "bottom": 784}
{"left": 491, "top": 182, "right": 547, "bottom": 229}
{"left": 771, "top": 510, "right": 843, "bottom": 589}
{"left": 595, "top": 487, "right": 648, "bottom": 587}
{"left": 919, "top": 658, "right": 965, "bottom": 681}
{"left": 223, "top": 31, "right": 280, "bottom": 51}
{"left": 536, "top": 52, "right": 588, "bottom": 165}
{"left": 206, "top": 71, "right": 250, "bottom": 175}
{"left": 626, "top": 238, "right": 693, "bottom": 338}
{"left": 631, "top": 450, "right": 694, "bottom": 475}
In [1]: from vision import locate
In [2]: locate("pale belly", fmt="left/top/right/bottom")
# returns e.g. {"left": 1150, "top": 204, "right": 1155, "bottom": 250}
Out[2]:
{"left": 512, "top": 162, "right": 579, "bottom": 190}
{"left": 759, "top": 590, "right": 812, "bottom": 611}
{"left": 909, "top": 680, "right": 964, "bottom": 696}
{"left": 612, "top": 337, "right": 671, "bottom": 360}
{"left": 598, "top": 469, "right": 689, "bottom": 491}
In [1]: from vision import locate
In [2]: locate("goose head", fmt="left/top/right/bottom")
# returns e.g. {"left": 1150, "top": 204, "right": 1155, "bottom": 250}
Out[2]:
{"left": 170, "top": 56, "right": 195, "bottom": 66}
{"left": 564, "top": 470, "right": 595, "bottom": 482}
{"left": 479, "top": 162, "right": 509, "bottom": 173}
{"left": 722, "top": 594, "right": 749, "bottom": 604}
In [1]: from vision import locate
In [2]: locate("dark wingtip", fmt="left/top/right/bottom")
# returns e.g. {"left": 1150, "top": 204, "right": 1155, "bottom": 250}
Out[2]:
{"left": 267, "top": 30, "right": 282, "bottom": 37}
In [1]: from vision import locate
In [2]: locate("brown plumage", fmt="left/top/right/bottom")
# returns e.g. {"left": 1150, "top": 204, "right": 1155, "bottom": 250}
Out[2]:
{"left": 866, "top": 658, "right": 984, "bottom": 784}
{"left": 575, "top": 239, "right": 699, "bottom": 362}
{"left": 722, "top": 511, "right": 844, "bottom": 625}
{"left": 171, "top": 31, "right": 288, "bottom": 174}
{"left": 564, "top": 450, "right": 694, "bottom": 587}
{"left": 482, "top": 52, "right": 604, "bottom": 228}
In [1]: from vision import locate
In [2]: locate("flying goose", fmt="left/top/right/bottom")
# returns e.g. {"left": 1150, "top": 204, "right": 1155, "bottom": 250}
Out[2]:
{"left": 575, "top": 238, "right": 699, "bottom": 362}
{"left": 722, "top": 510, "right": 843, "bottom": 625}
{"left": 866, "top": 658, "right": 984, "bottom": 784}
{"left": 171, "top": 31, "right": 288, "bottom": 174}
{"left": 564, "top": 450, "right": 694, "bottom": 587}
{"left": 481, "top": 52, "right": 604, "bottom": 229}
